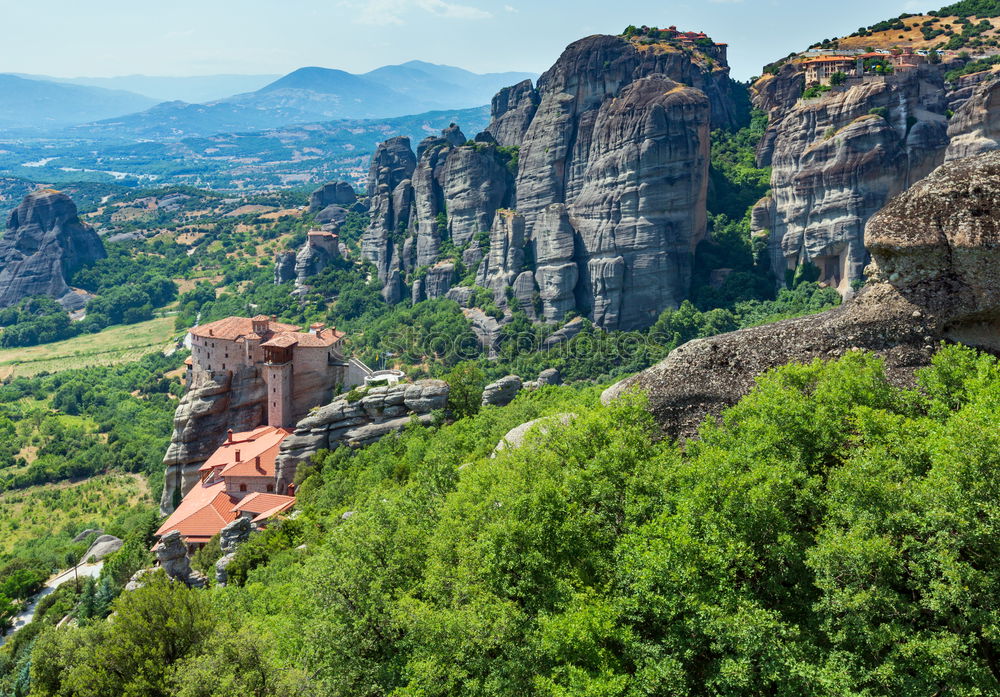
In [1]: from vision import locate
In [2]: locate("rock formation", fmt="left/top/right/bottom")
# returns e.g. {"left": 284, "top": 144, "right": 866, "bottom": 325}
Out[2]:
{"left": 499, "top": 36, "right": 719, "bottom": 329}
{"left": 274, "top": 379, "right": 449, "bottom": 491}
{"left": 945, "top": 78, "right": 1000, "bottom": 161}
{"left": 492, "top": 413, "right": 576, "bottom": 455}
{"left": 751, "top": 68, "right": 951, "bottom": 294}
{"left": 0, "top": 190, "right": 105, "bottom": 310}
{"left": 155, "top": 530, "right": 206, "bottom": 587}
{"left": 361, "top": 127, "right": 514, "bottom": 303}
{"left": 605, "top": 151, "right": 1000, "bottom": 439}
{"left": 358, "top": 32, "right": 734, "bottom": 329}
{"left": 159, "top": 368, "right": 267, "bottom": 514}
{"left": 482, "top": 375, "right": 522, "bottom": 407}
{"left": 486, "top": 79, "right": 540, "bottom": 147}
{"left": 80, "top": 534, "right": 122, "bottom": 564}
{"left": 309, "top": 181, "right": 357, "bottom": 212}
{"left": 215, "top": 516, "right": 253, "bottom": 586}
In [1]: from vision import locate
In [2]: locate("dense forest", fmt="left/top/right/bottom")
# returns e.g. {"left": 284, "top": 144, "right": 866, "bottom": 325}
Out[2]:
{"left": 5, "top": 344, "right": 999, "bottom": 696}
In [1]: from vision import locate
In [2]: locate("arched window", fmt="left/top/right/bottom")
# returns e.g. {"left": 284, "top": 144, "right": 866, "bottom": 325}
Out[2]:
{"left": 266, "top": 484, "right": 274, "bottom": 492}
{"left": 239, "top": 484, "right": 247, "bottom": 492}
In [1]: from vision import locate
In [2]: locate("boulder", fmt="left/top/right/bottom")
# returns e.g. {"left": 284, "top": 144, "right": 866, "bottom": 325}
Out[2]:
{"left": 482, "top": 375, "right": 522, "bottom": 407}
{"left": 537, "top": 368, "right": 561, "bottom": 386}
{"left": 274, "top": 379, "right": 449, "bottom": 491}
{"left": 604, "top": 151, "right": 1000, "bottom": 439}
{"left": 492, "top": 413, "right": 577, "bottom": 455}
{"left": 72, "top": 528, "right": 102, "bottom": 543}
{"left": 81, "top": 534, "right": 122, "bottom": 563}
{"left": 215, "top": 517, "right": 253, "bottom": 586}
{"left": 155, "top": 531, "right": 206, "bottom": 588}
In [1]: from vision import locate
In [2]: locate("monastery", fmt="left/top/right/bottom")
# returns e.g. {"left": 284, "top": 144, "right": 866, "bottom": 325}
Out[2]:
{"left": 159, "top": 314, "right": 371, "bottom": 550}
{"left": 185, "top": 314, "right": 368, "bottom": 428}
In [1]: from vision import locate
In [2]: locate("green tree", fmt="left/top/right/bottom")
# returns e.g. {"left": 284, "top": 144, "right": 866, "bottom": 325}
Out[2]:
{"left": 444, "top": 361, "right": 486, "bottom": 419}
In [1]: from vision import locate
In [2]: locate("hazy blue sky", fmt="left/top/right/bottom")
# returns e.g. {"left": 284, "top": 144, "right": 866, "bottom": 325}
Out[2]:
{"left": 3, "top": 0, "right": 933, "bottom": 81}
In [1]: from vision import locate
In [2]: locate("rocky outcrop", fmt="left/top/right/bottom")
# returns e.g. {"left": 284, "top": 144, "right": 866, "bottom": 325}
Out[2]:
{"left": 274, "top": 380, "right": 449, "bottom": 491}
{"left": 362, "top": 129, "right": 513, "bottom": 302}
{"left": 504, "top": 35, "right": 718, "bottom": 329}
{"left": 155, "top": 531, "right": 206, "bottom": 587}
{"left": 309, "top": 181, "right": 356, "bottom": 212}
{"left": 945, "top": 78, "right": 1000, "bottom": 161}
{"left": 477, "top": 209, "right": 525, "bottom": 300}
{"left": 0, "top": 190, "right": 106, "bottom": 310}
{"left": 487, "top": 79, "right": 539, "bottom": 147}
{"left": 356, "top": 33, "right": 738, "bottom": 328}
{"left": 751, "top": 68, "right": 950, "bottom": 293}
{"left": 537, "top": 368, "right": 561, "bottom": 386}
{"left": 605, "top": 151, "right": 1000, "bottom": 439}
{"left": 274, "top": 251, "right": 296, "bottom": 284}
{"left": 482, "top": 375, "right": 522, "bottom": 407}
{"left": 215, "top": 517, "right": 253, "bottom": 586}
{"left": 80, "top": 535, "right": 122, "bottom": 563}
{"left": 159, "top": 368, "right": 267, "bottom": 514}
{"left": 362, "top": 137, "right": 417, "bottom": 292}
{"left": 293, "top": 233, "right": 340, "bottom": 287}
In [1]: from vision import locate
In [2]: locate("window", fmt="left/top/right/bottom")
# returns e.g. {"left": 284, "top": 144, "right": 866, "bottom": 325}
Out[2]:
{"left": 266, "top": 484, "right": 274, "bottom": 492}
{"left": 240, "top": 484, "right": 247, "bottom": 492}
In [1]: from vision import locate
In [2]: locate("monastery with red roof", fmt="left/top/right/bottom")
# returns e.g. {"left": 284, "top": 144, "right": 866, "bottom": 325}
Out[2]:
{"left": 162, "top": 314, "right": 371, "bottom": 550}
{"left": 186, "top": 314, "right": 368, "bottom": 428}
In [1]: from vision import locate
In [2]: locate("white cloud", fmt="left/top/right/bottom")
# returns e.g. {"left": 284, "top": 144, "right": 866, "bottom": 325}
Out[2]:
{"left": 344, "top": 0, "right": 492, "bottom": 25}
{"left": 504, "top": 4, "right": 518, "bottom": 12}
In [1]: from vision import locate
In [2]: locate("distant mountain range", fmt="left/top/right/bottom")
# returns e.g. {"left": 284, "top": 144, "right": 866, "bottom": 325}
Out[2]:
{"left": 0, "top": 61, "right": 536, "bottom": 138}
{"left": 0, "top": 75, "right": 156, "bottom": 130}
{"left": 13, "top": 73, "right": 281, "bottom": 104}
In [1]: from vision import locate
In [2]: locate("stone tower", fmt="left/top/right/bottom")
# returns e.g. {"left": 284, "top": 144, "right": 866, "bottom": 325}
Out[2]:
{"left": 263, "top": 341, "right": 294, "bottom": 428}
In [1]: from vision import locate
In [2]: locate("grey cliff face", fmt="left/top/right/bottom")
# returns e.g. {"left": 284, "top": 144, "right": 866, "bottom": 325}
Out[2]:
{"left": 946, "top": 78, "right": 1000, "bottom": 162}
{"left": 567, "top": 75, "right": 710, "bottom": 329}
{"left": 493, "top": 36, "right": 719, "bottom": 329}
{"left": 0, "top": 190, "right": 106, "bottom": 310}
{"left": 751, "top": 69, "right": 950, "bottom": 293}
{"left": 487, "top": 79, "right": 540, "bottom": 147}
{"left": 605, "top": 151, "right": 1000, "bottom": 439}
{"left": 358, "top": 33, "right": 734, "bottom": 328}
{"left": 361, "top": 128, "right": 514, "bottom": 302}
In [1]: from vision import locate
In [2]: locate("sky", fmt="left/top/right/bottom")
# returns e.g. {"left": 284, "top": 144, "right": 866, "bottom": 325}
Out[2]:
{"left": 0, "top": 0, "right": 937, "bottom": 82}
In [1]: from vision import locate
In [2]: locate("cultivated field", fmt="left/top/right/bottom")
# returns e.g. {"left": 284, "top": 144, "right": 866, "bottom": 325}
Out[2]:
{"left": 0, "top": 473, "right": 151, "bottom": 554}
{"left": 0, "top": 317, "right": 179, "bottom": 379}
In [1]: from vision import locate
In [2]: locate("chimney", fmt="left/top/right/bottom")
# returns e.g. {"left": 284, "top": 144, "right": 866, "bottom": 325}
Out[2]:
{"left": 235, "top": 449, "right": 241, "bottom": 462}
{"left": 227, "top": 429, "right": 234, "bottom": 443}
{"left": 255, "top": 455, "right": 262, "bottom": 472}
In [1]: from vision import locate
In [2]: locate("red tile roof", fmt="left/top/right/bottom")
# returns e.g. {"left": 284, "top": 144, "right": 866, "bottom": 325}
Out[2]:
{"left": 155, "top": 479, "right": 238, "bottom": 541}
{"left": 199, "top": 426, "right": 290, "bottom": 473}
{"left": 189, "top": 316, "right": 300, "bottom": 341}
{"left": 260, "top": 334, "right": 298, "bottom": 348}
{"left": 232, "top": 492, "right": 296, "bottom": 516}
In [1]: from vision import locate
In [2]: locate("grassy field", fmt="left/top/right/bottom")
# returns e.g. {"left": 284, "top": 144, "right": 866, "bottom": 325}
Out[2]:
{"left": 0, "top": 317, "right": 179, "bottom": 379}
{"left": 0, "top": 473, "right": 150, "bottom": 555}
